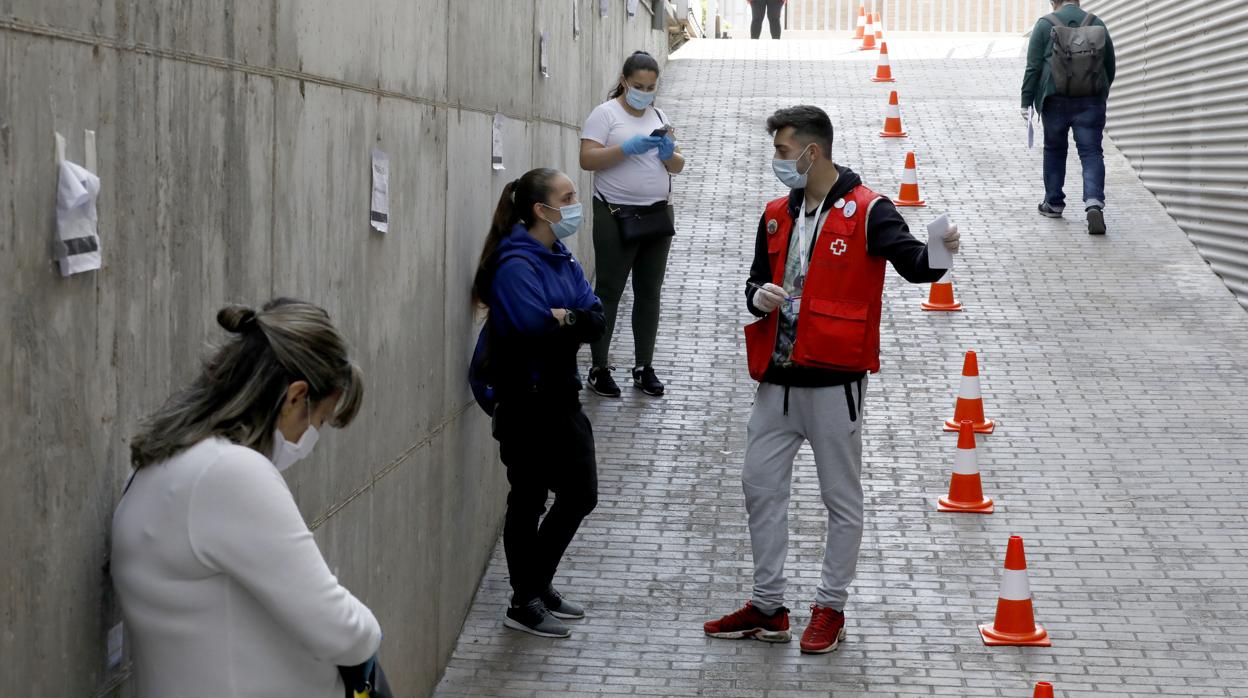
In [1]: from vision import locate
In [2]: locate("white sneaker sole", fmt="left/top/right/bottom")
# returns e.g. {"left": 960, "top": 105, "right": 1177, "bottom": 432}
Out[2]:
{"left": 800, "top": 627, "right": 847, "bottom": 654}
{"left": 706, "top": 628, "right": 792, "bottom": 643}
{"left": 503, "top": 616, "right": 571, "bottom": 638}
{"left": 587, "top": 383, "right": 621, "bottom": 398}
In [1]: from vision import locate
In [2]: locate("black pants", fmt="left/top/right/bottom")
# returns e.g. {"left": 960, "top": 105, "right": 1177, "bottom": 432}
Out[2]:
{"left": 494, "top": 397, "right": 598, "bottom": 605}
{"left": 751, "top": 0, "right": 784, "bottom": 39}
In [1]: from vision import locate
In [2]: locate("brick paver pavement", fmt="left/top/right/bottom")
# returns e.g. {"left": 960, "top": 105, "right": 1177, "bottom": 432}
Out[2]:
{"left": 434, "top": 35, "right": 1248, "bottom": 698}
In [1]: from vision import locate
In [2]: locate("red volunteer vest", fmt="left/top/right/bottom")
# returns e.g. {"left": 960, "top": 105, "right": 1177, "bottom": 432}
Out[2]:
{"left": 744, "top": 185, "right": 886, "bottom": 381}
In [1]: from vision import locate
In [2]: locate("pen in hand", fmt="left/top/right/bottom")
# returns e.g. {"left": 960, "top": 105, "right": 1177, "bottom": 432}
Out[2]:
{"left": 746, "top": 281, "right": 799, "bottom": 302}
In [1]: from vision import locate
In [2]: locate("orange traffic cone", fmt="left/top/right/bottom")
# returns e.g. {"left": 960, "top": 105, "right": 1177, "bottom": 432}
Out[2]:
{"left": 852, "top": 5, "right": 866, "bottom": 39}
{"left": 943, "top": 350, "right": 995, "bottom": 433}
{"left": 875, "top": 11, "right": 884, "bottom": 40}
{"left": 938, "top": 420, "right": 993, "bottom": 513}
{"left": 859, "top": 14, "right": 878, "bottom": 50}
{"left": 879, "top": 90, "right": 907, "bottom": 138}
{"left": 1034, "top": 683, "right": 1055, "bottom": 698}
{"left": 979, "top": 536, "right": 1051, "bottom": 646}
{"left": 922, "top": 271, "right": 963, "bottom": 311}
{"left": 871, "top": 42, "right": 896, "bottom": 82}
{"left": 893, "top": 151, "right": 925, "bottom": 205}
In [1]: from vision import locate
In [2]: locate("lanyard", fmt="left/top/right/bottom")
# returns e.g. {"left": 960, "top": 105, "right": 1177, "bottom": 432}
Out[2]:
{"left": 794, "top": 193, "right": 828, "bottom": 281}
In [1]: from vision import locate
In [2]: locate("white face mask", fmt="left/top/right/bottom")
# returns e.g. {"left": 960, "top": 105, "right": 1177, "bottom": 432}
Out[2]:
{"left": 772, "top": 144, "right": 815, "bottom": 190}
{"left": 271, "top": 398, "right": 320, "bottom": 472}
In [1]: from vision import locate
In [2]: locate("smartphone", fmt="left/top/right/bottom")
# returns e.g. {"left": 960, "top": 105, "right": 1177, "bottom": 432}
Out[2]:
{"left": 649, "top": 126, "right": 670, "bottom": 138}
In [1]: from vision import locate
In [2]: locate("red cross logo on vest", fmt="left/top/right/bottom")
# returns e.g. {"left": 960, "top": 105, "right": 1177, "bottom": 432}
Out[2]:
{"left": 831, "top": 238, "right": 848, "bottom": 256}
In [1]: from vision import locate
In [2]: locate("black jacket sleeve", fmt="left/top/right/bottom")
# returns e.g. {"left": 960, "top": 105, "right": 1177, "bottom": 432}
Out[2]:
{"left": 866, "top": 199, "right": 948, "bottom": 284}
{"left": 745, "top": 213, "right": 773, "bottom": 318}
{"left": 563, "top": 301, "right": 606, "bottom": 344}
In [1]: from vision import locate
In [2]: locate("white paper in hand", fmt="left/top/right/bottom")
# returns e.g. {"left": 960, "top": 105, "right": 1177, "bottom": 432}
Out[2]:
{"left": 926, "top": 214, "right": 954, "bottom": 270}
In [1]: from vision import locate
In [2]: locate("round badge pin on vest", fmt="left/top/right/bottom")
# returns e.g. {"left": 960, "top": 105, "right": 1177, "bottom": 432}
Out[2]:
{"left": 833, "top": 198, "right": 846, "bottom": 209}
{"left": 766, "top": 219, "right": 778, "bottom": 235}
{"left": 843, "top": 200, "right": 858, "bottom": 218}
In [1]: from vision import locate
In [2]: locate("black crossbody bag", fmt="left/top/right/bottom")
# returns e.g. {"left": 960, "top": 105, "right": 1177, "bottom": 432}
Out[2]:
{"left": 601, "top": 199, "right": 675, "bottom": 243}
{"left": 598, "top": 108, "right": 676, "bottom": 244}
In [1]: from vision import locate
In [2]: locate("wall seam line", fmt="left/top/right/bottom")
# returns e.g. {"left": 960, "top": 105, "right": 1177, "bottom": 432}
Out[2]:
{"left": 0, "top": 18, "right": 584, "bottom": 132}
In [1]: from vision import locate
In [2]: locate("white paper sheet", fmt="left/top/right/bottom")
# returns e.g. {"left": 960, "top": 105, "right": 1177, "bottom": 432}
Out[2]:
{"left": 600, "top": 0, "right": 610, "bottom": 17}
{"left": 926, "top": 213, "right": 953, "bottom": 270}
{"left": 55, "top": 159, "right": 103, "bottom": 276}
{"left": 539, "top": 31, "right": 550, "bottom": 77}
{"left": 371, "top": 149, "right": 390, "bottom": 234}
{"left": 627, "top": 0, "right": 639, "bottom": 16}
{"left": 492, "top": 114, "right": 506, "bottom": 171}
{"left": 1027, "top": 107, "right": 1035, "bottom": 149}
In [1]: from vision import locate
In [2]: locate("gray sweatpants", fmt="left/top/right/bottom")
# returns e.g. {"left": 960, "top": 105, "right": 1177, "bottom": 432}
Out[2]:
{"left": 743, "top": 378, "right": 866, "bottom": 613}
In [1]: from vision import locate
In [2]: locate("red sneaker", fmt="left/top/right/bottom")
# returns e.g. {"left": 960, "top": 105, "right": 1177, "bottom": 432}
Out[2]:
{"left": 800, "top": 605, "right": 846, "bottom": 654}
{"left": 704, "top": 601, "right": 791, "bottom": 643}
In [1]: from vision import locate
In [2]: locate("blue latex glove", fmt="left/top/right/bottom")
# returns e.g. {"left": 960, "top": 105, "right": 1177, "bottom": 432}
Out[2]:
{"left": 657, "top": 135, "right": 677, "bottom": 161}
{"left": 621, "top": 134, "right": 662, "bottom": 156}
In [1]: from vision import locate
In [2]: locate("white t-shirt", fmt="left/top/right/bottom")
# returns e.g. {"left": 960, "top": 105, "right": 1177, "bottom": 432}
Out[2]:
{"left": 111, "top": 437, "right": 382, "bottom": 698}
{"left": 581, "top": 98, "right": 672, "bottom": 206}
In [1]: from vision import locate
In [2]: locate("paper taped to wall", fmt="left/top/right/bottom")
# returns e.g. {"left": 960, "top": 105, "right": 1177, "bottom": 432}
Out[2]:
{"left": 55, "top": 159, "right": 103, "bottom": 276}
{"left": 371, "top": 149, "right": 390, "bottom": 234}
{"left": 492, "top": 114, "right": 506, "bottom": 171}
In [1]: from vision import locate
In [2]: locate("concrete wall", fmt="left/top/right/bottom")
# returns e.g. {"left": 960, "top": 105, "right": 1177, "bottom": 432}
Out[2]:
{"left": 0, "top": 2, "right": 666, "bottom": 695}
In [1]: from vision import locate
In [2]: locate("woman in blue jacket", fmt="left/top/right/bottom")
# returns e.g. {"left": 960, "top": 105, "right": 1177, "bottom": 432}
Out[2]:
{"left": 471, "top": 168, "right": 605, "bottom": 639}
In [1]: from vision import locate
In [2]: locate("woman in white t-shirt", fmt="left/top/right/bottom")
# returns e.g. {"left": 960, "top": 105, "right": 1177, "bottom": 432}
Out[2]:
{"left": 111, "top": 298, "right": 382, "bottom": 698}
{"left": 579, "top": 50, "right": 685, "bottom": 399}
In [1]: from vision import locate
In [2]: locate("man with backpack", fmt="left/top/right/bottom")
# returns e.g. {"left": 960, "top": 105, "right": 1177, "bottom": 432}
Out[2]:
{"left": 1021, "top": 0, "right": 1116, "bottom": 235}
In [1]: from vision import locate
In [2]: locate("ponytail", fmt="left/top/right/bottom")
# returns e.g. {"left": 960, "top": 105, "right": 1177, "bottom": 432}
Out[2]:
{"left": 472, "top": 168, "right": 561, "bottom": 307}
{"left": 608, "top": 50, "right": 661, "bottom": 99}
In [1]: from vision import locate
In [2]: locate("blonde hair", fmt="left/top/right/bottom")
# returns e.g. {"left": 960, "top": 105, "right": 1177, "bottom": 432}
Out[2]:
{"left": 129, "top": 298, "right": 363, "bottom": 468}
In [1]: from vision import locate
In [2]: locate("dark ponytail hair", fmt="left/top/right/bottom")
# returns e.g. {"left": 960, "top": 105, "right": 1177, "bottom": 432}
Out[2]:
{"left": 608, "top": 50, "right": 661, "bottom": 99}
{"left": 471, "top": 168, "right": 561, "bottom": 307}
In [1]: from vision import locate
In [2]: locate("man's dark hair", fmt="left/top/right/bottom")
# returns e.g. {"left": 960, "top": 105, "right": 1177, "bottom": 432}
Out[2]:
{"left": 766, "top": 105, "right": 834, "bottom": 155}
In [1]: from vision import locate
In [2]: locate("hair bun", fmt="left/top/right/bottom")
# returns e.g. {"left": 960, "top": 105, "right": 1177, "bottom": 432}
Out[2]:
{"left": 217, "top": 305, "right": 259, "bottom": 333}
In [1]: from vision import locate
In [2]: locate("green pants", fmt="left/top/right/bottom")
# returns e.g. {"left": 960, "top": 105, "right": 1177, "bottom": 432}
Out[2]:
{"left": 590, "top": 197, "right": 673, "bottom": 369}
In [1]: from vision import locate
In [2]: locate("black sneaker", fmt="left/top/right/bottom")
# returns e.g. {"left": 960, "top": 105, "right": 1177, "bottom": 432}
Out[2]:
{"left": 504, "top": 598, "right": 571, "bottom": 638}
{"left": 1037, "top": 202, "right": 1063, "bottom": 218}
{"left": 587, "top": 366, "right": 621, "bottom": 397}
{"left": 541, "top": 586, "right": 586, "bottom": 620}
{"left": 632, "top": 366, "right": 665, "bottom": 396}
{"left": 1087, "top": 207, "right": 1106, "bottom": 235}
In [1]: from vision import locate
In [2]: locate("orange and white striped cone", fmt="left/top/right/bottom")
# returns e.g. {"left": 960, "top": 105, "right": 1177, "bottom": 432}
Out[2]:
{"left": 859, "top": 14, "right": 878, "bottom": 51}
{"left": 979, "top": 536, "right": 1051, "bottom": 646}
{"left": 1034, "top": 682, "right": 1055, "bottom": 698}
{"left": 879, "top": 90, "right": 907, "bottom": 138}
{"left": 852, "top": 5, "right": 866, "bottom": 39}
{"left": 943, "top": 350, "right": 995, "bottom": 433}
{"left": 892, "top": 151, "right": 925, "bottom": 205}
{"left": 938, "top": 420, "right": 993, "bottom": 513}
{"left": 870, "top": 41, "right": 896, "bottom": 82}
{"left": 922, "top": 271, "right": 963, "bottom": 312}
{"left": 875, "top": 11, "right": 884, "bottom": 41}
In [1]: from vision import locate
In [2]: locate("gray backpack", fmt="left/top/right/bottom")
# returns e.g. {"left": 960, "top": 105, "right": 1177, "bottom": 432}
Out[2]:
{"left": 1045, "top": 12, "right": 1108, "bottom": 97}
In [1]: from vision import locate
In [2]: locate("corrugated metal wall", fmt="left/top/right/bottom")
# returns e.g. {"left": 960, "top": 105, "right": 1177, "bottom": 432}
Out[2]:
{"left": 1086, "top": 0, "right": 1248, "bottom": 311}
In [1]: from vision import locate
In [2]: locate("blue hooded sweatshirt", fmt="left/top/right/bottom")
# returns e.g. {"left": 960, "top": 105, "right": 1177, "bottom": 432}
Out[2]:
{"left": 484, "top": 223, "right": 604, "bottom": 400}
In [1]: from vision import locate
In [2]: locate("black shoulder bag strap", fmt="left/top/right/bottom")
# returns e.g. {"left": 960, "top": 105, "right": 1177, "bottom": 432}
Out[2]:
{"left": 654, "top": 106, "right": 674, "bottom": 202}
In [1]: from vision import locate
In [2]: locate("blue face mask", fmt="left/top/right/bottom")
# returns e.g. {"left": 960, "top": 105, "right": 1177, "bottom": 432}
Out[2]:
{"left": 772, "top": 144, "right": 815, "bottom": 190}
{"left": 625, "top": 86, "right": 656, "bottom": 110}
{"left": 540, "top": 203, "right": 583, "bottom": 239}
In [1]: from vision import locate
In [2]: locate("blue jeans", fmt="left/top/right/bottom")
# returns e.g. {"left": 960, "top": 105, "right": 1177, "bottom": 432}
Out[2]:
{"left": 1041, "top": 96, "right": 1107, "bottom": 211}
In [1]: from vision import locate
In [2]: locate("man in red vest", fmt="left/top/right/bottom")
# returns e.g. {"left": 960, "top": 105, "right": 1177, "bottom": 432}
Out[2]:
{"left": 704, "top": 105, "right": 961, "bottom": 654}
